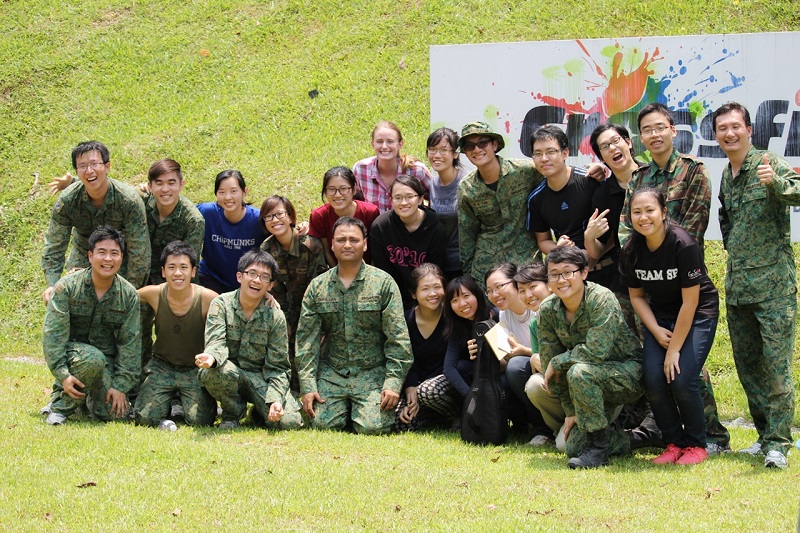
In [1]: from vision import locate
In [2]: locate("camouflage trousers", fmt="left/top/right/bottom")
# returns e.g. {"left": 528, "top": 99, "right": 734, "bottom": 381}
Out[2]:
{"left": 560, "top": 359, "right": 643, "bottom": 434}
{"left": 134, "top": 358, "right": 216, "bottom": 427}
{"left": 727, "top": 295, "right": 797, "bottom": 455}
{"left": 313, "top": 365, "right": 393, "bottom": 435}
{"left": 50, "top": 342, "right": 128, "bottom": 421}
{"left": 199, "top": 360, "right": 303, "bottom": 429}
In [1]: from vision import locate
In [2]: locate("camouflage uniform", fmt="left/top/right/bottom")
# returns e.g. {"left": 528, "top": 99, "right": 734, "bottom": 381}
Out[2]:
{"left": 719, "top": 147, "right": 800, "bottom": 456}
{"left": 42, "top": 178, "right": 151, "bottom": 289}
{"left": 198, "top": 290, "right": 302, "bottom": 429}
{"left": 140, "top": 192, "right": 205, "bottom": 368}
{"left": 260, "top": 231, "right": 328, "bottom": 392}
{"left": 619, "top": 148, "right": 711, "bottom": 249}
{"left": 43, "top": 269, "right": 141, "bottom": 420}
{"left": 135, "top": 284, "right": 216, "bottom": 427}
{"left": 143, "top": 193, "right": 205, "bottom": 285}
{"left": 538, "top": 282, "right": 643, "bottom": 454}
{"left": 457, "top": 156, "right": 543, "bottom": 286}
{"left": 618, "top": 147, "right": 729, "bottom": 447}
{"left": 295, "top": 262, "right": 413, "bottom": 434}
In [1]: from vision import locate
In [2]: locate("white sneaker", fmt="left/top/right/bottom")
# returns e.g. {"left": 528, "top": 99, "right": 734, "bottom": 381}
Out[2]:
{"left": 705, "top": 443, "right": 731, "bottom": 456}
{"left": 46, "top": 412, "right": 66, "bottom": 426}
{"left": 527, "top": 434, "right": 554, "bottom": 447}
{"left": 738, "top": 442, "right": 762, "bottom": 455}
{"left": 764, "top": 450, "right": 788, "bottom": 469}
{"left": 40, "top": 402, "right": 52, "bottom": 415}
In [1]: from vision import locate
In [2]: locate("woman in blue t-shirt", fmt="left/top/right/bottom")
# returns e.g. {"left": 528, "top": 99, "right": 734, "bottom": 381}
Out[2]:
{"left": 197, "top": 170, "right": 266, "bottom": 293}
{"left": 620, "top": 187, "right": 719, "bottom": 466}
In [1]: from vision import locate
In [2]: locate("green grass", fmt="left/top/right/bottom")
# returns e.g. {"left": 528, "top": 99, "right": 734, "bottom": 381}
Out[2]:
{"left": 1, "top": 2, "right": 800, "bottom": 529}
{"left": 2, "top": 359, "right": 799, "bottom": 532}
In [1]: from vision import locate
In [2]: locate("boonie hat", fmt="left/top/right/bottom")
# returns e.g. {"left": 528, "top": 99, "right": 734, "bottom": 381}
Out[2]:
{"left": 459, "top": 121, "right": 505, "bottom": 152}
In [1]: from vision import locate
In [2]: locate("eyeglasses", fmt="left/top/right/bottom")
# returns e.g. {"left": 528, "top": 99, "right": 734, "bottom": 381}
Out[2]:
{"left": 640, "top": 125, "right": 669, "bottom": 137}
{"left": 391, "top": 194, "right": 419, "bottom": 203}
{"left": 547, "top": 269, "right": 581, "bottom": 282}
{"left": 325, "top": 186, "right": 352, "bottom": 196}
{"left": 263, "top": 211, "right": 288, "bottom": 222}
{"left": 76, "top": 162, "right": 106, "bottom": 172}
{"left": 427, "top": 148, "right": 454, "bottom": 156}
{"left": 242, "top": 270, "right": 272, "bottom": 283}
{"left": 486, "top": 280, "right": 513, "bottom": 296}
{"left": 598, "top": 136, "right": 625, "bottom": 153}
{"left": 462, "top": 138, "right": 493, "bottom": 152}
{"left": 533, "top": 149, "right": 562, "bottom": 160}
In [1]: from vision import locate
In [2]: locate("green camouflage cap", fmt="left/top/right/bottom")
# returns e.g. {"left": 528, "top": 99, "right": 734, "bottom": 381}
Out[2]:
{"left": 459, "top": 121, "right": 505, "bottom": 152}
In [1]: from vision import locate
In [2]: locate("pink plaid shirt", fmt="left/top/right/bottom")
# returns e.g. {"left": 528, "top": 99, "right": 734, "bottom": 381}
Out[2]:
{"left": 353, "top": 156, "right": 433, "bottom": 213}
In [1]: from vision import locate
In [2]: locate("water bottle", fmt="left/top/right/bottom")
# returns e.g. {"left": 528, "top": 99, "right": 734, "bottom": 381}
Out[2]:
{"left": 159, "top": 419, "right": 178, "bottom": 432}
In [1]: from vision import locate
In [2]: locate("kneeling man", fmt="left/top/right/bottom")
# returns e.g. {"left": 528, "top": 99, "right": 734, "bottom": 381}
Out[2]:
{"left": 43, "top": 226, "right": 141, "bottom": 425}
{"left": 135, "top": 241, "right": 218, "bottom": 427}
{"left": 296, "top": 217, "right": 412, "bottom": 434}
{"left": 195, "top": 250, "right": 302, "bottom": 429}
{"left": 540, "top": 246, "right": 643, "bottom": 468}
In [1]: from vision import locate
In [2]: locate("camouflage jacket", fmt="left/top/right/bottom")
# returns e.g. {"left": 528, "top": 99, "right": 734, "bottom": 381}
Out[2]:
{"left": 42, "top": 178, "right": 151, "bottom": 288}
{"left": 719, "top": 147, "right": 800, "bottom": 305}
{"left": 538, "top": 282, "right": 642, "bottom": 417}
{"left": 261, "top": 231, "right": 328, "bottom": 332}
{"left": 457, "top": 156, "right": 543, "bottom": 284}
{"left": 143, "top": 193, "right": 205, "bottom": 284}
{"left": 620, "top": 148, "right": 711, "bottom": 250}
{"left": 204, "top": 290, "right": 290, "bottom": 405}
{"left": 43, "top": 268, "right": 141, "bottom": 393}
{"left": 295, "top": 262, "right": 412, "bottom": 396}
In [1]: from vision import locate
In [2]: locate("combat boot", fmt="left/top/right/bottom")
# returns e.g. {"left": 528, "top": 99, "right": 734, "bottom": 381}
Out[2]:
{"left": 568, "top": 429, "right": 609, "bottom": 469}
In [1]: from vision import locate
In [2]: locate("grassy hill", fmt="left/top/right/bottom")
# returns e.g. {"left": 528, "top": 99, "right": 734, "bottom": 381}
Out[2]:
{"left": 2, "top": 1, "right": 800, "bottom": 531}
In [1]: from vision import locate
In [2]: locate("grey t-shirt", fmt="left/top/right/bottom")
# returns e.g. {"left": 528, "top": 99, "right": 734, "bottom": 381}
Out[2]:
{"left": 429, "top": 168, "right": 466, "bottom": 274}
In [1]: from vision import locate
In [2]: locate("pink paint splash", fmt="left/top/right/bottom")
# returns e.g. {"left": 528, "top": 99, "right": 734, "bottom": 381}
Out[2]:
{"left": 504, "top": 120, "right": 511, "bottom": 133}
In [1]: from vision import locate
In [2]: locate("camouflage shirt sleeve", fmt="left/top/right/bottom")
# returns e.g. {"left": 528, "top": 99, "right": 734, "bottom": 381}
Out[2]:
{"left": 536, "top": 301, "right": 575, "bottom": 417}
{"left": 457, "top": 177, "right": 479, "bottom": 276}
{"left": 675, "top": 160, "right": 711, "bottom": 246}
{"left": 42, "top": 277, "right": 73, "bottom": 382}
{"left": 261, "top": 308, "right": 291, "bottom": 405}
{"left": 204, "top": 295, "right": 230, "bottom": 367}
{"left": 111, "top": 284, "right": 142, "bottom": 393}
{"left": 295, "top": 277, "right": 323, "bottom": 395}
{"left": 379, "top": 277, "right": 413, "bottom": 393}
{"left": 41, "top": 202, "right": 73, "bottom": 287}
{"left": 123, "top": 193, "right": 152, "bottom": 288}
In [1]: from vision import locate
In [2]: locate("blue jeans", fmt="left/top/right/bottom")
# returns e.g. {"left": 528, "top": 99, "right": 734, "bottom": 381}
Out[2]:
{"left": 642, "top": 315, "right": 718, "bottom": 448}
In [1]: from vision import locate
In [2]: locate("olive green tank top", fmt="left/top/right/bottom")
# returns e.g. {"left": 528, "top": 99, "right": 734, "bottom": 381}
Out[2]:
{"left": 153, "top": 283, "right": 205, "bottom": 366}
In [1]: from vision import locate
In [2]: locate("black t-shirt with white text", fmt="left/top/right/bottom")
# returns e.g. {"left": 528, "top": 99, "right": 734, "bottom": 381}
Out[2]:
{"left": 621, "top": 226, "right": 718, "bottom": 320}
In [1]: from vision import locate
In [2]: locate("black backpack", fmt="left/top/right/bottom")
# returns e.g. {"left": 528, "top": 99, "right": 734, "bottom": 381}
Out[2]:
{"left": 460, "top": 319, "right": 509, "bottom": 445}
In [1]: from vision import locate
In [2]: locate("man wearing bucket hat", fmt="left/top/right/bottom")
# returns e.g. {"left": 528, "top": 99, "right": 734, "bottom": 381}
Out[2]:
{"left": 457, "top": 121, "right": 603, "bottom": 286}
{"left": 457, "top": 121, "right": 536, "bottom": 286}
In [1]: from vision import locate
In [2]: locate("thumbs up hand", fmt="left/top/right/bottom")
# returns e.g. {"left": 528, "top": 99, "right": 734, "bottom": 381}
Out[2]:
{"left": 757, "top": 153, "right": 773, "bottom": 186}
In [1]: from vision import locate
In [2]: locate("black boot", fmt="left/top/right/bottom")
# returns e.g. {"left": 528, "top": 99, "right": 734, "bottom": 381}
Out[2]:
{"left": 627, "top": 411, "right": 663, "bottom": 450}
{"left": 568, "top": 429, "right": 609, "bottom": 469}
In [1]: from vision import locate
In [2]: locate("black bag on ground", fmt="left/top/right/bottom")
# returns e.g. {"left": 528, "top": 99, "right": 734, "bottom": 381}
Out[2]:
{"left": 460, "top": 319, "right": 508, "bottom": 445}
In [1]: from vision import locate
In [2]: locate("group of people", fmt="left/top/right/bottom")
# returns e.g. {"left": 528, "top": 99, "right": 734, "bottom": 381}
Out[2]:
{"left": 39, "top": 102, "right": 800, "bottom": 471}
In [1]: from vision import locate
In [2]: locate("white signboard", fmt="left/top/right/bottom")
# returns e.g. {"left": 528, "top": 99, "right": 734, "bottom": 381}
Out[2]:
{"left": 431, "top": 32, "right": 800, "bottom": 240}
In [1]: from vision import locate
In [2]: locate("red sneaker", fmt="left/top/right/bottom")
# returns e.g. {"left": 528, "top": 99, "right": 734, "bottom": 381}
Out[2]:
{"left": 651, "top": 443, "right": 683, "bottom": 464}
{"left": 675, "top": 446, "right": 708, "bottom": 466}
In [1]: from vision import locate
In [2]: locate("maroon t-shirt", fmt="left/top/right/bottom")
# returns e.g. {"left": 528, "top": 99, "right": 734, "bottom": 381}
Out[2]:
{"left": 308, "top": 200, "right": 380, "bottom": 263}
